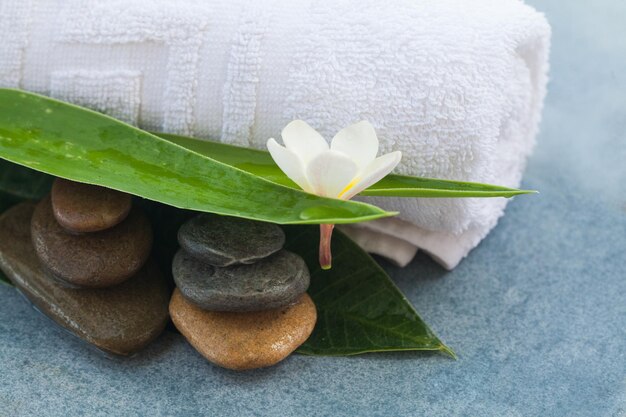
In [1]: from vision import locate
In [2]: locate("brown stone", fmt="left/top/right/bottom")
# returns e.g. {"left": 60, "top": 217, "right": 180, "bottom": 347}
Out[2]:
{"left": 51, "top": 178, "right": 132, "bottom": 233}
{"left": 31, "top": 196, "right": 153, "bottom": 288}
{"left": 0, "top": 202, "right": 170, "bottom": 356}
{"left": 169, "top": 288, "right": 317, "bottom": 370}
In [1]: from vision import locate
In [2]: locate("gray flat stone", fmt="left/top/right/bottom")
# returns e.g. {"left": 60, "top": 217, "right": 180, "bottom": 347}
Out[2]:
{"left": 172, "top": 248, "right": 309, "bottom": 312}
{"left": 177, "top": 213, "right": 285, "bottom": 267}
{"left": 0, "top": 202, "right": 170, "bottom": 356}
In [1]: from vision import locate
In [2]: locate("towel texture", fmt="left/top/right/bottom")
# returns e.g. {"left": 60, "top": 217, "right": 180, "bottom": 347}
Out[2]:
{"left": 0, "top": 0, "right": 550, "bottom": 269}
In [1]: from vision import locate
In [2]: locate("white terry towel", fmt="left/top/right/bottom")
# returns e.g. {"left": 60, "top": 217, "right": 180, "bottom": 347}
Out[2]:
{"left": 0, "top": 0, "right": 550, "bottom": 270}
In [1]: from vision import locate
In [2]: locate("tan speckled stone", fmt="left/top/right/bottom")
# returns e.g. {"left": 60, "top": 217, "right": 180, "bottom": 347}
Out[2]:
{"left": 169, "top": 288, "right": 317, "bottom": 370}
{"left": 51, "top": 178, "right": 132, "bottom": 233}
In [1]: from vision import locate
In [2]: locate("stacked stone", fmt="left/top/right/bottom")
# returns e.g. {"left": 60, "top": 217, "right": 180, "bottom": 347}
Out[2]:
{"left": 169, "top": 213, "right": 317, "bottom": 370}
{"left": 33, "top": 178, "right": 153, "bottom": 288}
{"left": 0, "top": 178, "right": 169, "bottom": 356}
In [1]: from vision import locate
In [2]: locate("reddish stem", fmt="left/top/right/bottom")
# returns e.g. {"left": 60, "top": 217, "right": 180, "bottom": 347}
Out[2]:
{"left": 319, "top": 224, "right": 335, "bottom": 270}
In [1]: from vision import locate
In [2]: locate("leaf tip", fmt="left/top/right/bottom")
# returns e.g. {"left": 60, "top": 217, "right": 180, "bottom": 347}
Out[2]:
{"left": 440, "top": 344, "right": 457, "bottom": 359}
{"left": 519, "top": 189, "right": 539, "bottom": 195}
{"left": 505, "top": 189, "right": 539, "bottom": 198}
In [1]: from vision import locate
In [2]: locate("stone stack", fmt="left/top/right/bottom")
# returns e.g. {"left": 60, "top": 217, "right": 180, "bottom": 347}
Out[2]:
{"left": 32, "top": 178, "right": 153, "bottom": 288}
{"left": 169, "top": 213, "right": 317, "bottom": 370}
{"left": 0, "top": 178, "right": 169, "bottom": 356}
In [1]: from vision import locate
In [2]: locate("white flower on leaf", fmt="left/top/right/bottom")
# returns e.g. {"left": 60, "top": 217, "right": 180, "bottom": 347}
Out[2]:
{"left": 267, "top": 120, "right": 401, "bottom": 270}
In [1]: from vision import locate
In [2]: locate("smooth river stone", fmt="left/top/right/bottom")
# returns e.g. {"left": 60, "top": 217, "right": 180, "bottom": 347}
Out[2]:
{"left": 172, "top": 249, "right": 310, "bottom": 312}
{"left": 0, "top": 203, "right": 170, "bottom": 356}
{"left": 51, "top": 178, "right": 132, "bottom": 233}
{"left": 169, "top": 288, "right": 316, "bottom": 370}
{"left": 31, "top": 196, "right": 153, "bottom": 288}
{"left": 178, "top": 213, "right": 285, "bottom": 267}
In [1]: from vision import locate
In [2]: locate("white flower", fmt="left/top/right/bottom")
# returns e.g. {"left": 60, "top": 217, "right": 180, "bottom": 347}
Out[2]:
{"left": 267, "top": 120, "right": 401, "bottom": 269}
{"left": 267, "top": 120, "right": 402, "bottom": 201}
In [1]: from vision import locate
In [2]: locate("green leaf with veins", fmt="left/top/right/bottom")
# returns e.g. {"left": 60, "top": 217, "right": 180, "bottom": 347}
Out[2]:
{"left": 285, "top": 225, "right": 454, "bottom": 357}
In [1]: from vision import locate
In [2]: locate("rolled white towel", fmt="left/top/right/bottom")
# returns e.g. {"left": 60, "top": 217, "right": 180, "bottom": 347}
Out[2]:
{"left": 0, "top": 0, "right": 550, "bottom": 269}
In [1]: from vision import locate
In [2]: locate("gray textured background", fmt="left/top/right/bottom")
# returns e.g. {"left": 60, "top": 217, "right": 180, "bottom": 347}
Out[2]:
{"left": 1, "top": 0, "right": 625, "bottom": 415}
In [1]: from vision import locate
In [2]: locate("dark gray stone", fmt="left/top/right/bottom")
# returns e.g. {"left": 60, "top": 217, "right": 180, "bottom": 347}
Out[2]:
{"left": 172, "top": 248, "right": 309, "bottom": 312}
{"left": 177, "top": 213, "right": 285, "bottom": 267}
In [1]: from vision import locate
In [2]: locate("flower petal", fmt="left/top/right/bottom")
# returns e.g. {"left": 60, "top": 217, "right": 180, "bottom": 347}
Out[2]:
{"left": 281, "top": 120, "right": 329, "bottom": 165}
{"left": 267, "top": 138, "right": 313, "bottom": 193}
{"left": 340, "top": 151, "right": 402, "bottom": 200}
{"left": 330, "top": 120, "right": 379, "bottom": 171}
{"left": 305, "top": 150, "right": 359, "bottom": 198}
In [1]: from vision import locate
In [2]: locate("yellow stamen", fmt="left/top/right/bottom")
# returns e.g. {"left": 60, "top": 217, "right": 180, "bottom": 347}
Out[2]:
{"left": 338, "top": 178, "right": 359, "bottom": 199}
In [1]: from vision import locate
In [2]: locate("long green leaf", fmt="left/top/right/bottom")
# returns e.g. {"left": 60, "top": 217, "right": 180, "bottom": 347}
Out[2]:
{"left": 158, "top": 133, "right": 535, "bottom": 198}
{"left": 286, "top": 226, "right": 454, "bottom": 357}
{"left": 0, "top": 89, "right": 394, "bottom": 225}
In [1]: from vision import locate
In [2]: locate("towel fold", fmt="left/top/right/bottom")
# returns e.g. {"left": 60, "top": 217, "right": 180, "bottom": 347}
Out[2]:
{"left": 0, "top": 0, "right": 550, "bottom": 269}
